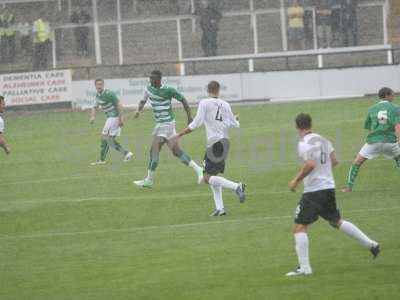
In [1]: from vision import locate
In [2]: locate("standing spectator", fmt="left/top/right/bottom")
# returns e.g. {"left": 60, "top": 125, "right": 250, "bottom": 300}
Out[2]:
{"left": 340, "top": 0, "right": 358, "bottom": 46}
{"left": 18, "top": 20, "right": 31, "bottom": 56}
{"left": 177, "top": 0, "right": 191, "bottom": 14}
{"left": 330, "top": 0, "right": 341, "bottom": 46}
{"left": 2, "top": 8, "right": 16, "bottom": 63}
{"left": 0, "top": 10, "right": 6, "bottom": 63}
{"left": 196, "top": 0, "right": 222, "bottom": 57}
{"left": 70, "top": 7, "right": 91, "bottom": 57}
{"left": 32, "top": 16, "right": 51, "bottom": 70}
{"left": 316, "top": 0, "right": 333, "bottom": 48}
{"left": 287, "top": 0, "right": 305, "bottom": 50}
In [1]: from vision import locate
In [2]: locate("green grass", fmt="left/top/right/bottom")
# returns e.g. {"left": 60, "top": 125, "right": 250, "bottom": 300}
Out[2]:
{"left": 1, "top": 98, "right": 399, "bottom": 300}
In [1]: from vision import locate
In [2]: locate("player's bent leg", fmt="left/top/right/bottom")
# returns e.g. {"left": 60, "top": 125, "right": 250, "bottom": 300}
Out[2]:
{"left": 342, "top": 154, "right": 368, "bottom": 192}
{"left": 208, "top": 176, "right": 246, "bottom": 203}
{"left": 286, "top": 224, "right": 312, "bottom": 276}
{"left": 106, "top": 136, "right": 132, "bottom": 161}
{"left": 167, "top": 140, "right": 203, "bottom": 184}
{"left": 395, "top": 155, "right": 400, "bottom": 168}
{"left": 338, "top": 218, "right": 380, "bottom": 258}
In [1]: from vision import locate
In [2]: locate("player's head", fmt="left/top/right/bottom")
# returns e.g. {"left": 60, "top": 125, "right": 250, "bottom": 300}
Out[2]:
{"left": 94, "top": 78, "right": 104, "bottom": 93}
{"left": 378, "top": 87, "right": 394, "bottom": 102}
{"left": 0, "top": 96, "right": 5, "bottom": 113}
{"left": 295, "top": 113, "right": 312, "bottom": 134}
{"left": 150, "top": 70, "right": 162, "bottom": 87}
{"left": 207, "top": 81, "right": 220, "bottom": 97}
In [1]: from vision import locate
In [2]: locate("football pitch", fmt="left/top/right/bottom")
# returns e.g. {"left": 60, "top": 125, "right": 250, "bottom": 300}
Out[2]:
{"left": 1, "top": 98, "right": 399, "bottom": 300}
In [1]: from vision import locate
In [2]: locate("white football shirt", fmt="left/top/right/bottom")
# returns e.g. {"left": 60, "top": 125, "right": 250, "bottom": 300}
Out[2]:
{"left": 0, "top": 116, "right": 4, "bottom": 133}
{"left": 188, "top": 97, "right": 240, "bottom": 147}
{"left": 298, "top": 133, "right": 335, "bottom": 193}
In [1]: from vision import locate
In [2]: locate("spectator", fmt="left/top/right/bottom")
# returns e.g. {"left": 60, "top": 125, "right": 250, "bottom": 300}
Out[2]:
{"left": 287, "top": 0, "right": 305, "bottom": 50}
{"left": 196, "top": 0, "right": 222, "bottom": 57}
{"left": 175, "top": 0, "right": 191, "bottom": 14}
{"left": 330, "top": 0, "right": 341, "bottom": 46}
{"left": 17, "top": 20, "right": 31, "bottom": 56}
{"left": 0, "top": 10, "right": 6, "bottom": 63}
{"left": 2, "top": 8, "right": 16, "bottom": 63}
{"left": 32, "top": 16, "right": 51, "bottom": 70}
{"left": 340, "top": 0, "right": 358, "bottom": 46}
{"left": 70, "top": 7, "right": 91, "bottom": 57}
{"left": 316, "top": 0, "right": 333, "bottom": 48}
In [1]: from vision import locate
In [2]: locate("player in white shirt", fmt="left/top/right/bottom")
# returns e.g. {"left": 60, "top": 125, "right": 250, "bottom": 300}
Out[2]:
{"left": 286, "top": 113, "right": 379, "bottom": 276}
{"left": 0, "top": 96, "right": 10, "bottom": 155}
{"left": 176, "top": 81, "right": 246, "bottom": 216}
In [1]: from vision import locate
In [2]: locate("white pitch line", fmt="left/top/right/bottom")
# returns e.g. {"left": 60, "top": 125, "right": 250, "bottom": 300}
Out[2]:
{"left": 2, "top": 186, "right": 398, "bottom": 206}
{"left": 0, "top": 158, "right": 381, "bottom": 186}
{"left": 1, "top": 206, "right": 399, "bottom": 241}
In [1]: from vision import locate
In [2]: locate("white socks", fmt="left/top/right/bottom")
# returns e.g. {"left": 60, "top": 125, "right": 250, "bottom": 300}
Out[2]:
{"left": 209, "top": 176, "right": 239, "bottom": 191}
{"left": 294, "top": 232, "right": 311, "bottom": 272}
{"left": 210, "top": 185, "right": 224, "bottom": 211}
{"left": 189, "top": 160, "right": 203, "bottom": 173}
{"left": 146, "top": 170, "right": 154, "bottom": 181}
{"left": 208, "top": 176, "right": 238, "bottom": 212}
{"left": 339, "top": 220, "right": 377, "bottom": 248}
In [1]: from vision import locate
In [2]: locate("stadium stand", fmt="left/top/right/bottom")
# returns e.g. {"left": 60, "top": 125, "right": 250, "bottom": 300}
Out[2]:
{"left": 0, "top": 0, "right": 394, "bottom": 79}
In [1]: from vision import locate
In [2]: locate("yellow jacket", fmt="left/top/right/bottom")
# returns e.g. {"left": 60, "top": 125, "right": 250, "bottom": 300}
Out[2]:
{"left": 33, "top": 18, "right": 50, "bottom": 43}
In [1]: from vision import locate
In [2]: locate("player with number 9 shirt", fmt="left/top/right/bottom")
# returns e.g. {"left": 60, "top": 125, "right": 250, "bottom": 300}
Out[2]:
{"left": 343, "top": 87, "right": 400, "bottom": 192}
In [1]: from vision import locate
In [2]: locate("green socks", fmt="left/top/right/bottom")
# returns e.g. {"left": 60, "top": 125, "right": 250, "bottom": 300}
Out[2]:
{"left": 178, "top": 152, "right": 192, "bottom": 166}
{"left": 346, "top": 164, "right": 361, "bottom": 189}
{"left": 100, "top": 139, "right": 109, "bottom": 162}
{"left": 148, "top": 150, "right": 159, "bottom": 171}
{"left": 108, "top": 137, "right": 128, "bottom": 155}
{"left": 395, "top": 156, "right": 400, "bottom": 168}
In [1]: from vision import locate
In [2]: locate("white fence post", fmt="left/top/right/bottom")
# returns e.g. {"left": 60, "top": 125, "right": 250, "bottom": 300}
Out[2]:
{"left": 92, "top": 0, "right": 102, "bottom": 65}
{"left": 117, "top": 0, "right": 124, "bottom": 65}
{"left": 52, "top": 30, "right": 57, "bottom": 69}
{"left": 280, "top": 0, "right": 288, "bottom": 51}
{"left": 177, "top": 19, "right": 185, "bottom": 76}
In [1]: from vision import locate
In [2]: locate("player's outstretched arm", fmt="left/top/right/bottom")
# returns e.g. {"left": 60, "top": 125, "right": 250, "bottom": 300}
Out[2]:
{"left": 330, "top": 151, "right": 339, "bottom": 168}
{"left": 116, "top": 101, "right": 124, "bottom": 127}
{"left": 90, "top": 107, "right": 96, "bottom": 124}
{"left": 289, "top": 160, "right": 316, "bottom": 192}
{"left": 227, "top": 105, "right": 240, "bottom": 128}
{"left": 0, "top": 133, "right": 10, "bottom": 155}
{"left": 135, "top": 99, "right": 147, "bottom": 118}
{"left": 176, "top": 127, "right": 193, "bottom": 140}
{"left": 396, "top": 124, "right": 400, "bottom": 144}
{"left": 181, "top": 98, "right": 193, "bottom": 124}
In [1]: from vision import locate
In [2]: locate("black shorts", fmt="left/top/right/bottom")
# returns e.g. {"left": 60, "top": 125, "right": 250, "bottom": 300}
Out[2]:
{"left": 204, "top": 140, "right": 229, "bottom": 175}
{"left": 294, "top": 189, "right": 341, "bottom": 225}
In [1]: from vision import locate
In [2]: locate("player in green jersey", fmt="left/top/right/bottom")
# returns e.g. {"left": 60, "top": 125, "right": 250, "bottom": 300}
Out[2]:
{"left": 90, "top": 78, "right": 133, "bottom": 165}
{"left": 0, "top": 96, "right": 10, "bottom": 155}
{"left": 343, "top": 87, "right": 400, "bottom": 192}
{"left": 133, "top": 70, "right": 203, "bottom": 188}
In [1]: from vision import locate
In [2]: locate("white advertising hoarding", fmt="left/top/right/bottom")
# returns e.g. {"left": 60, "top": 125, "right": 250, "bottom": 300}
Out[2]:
{"left": 0, "top": 70, "right": 72, "bottom": 106}
{"left": 2, "top": 65, "right": 399, "bottom": 108}
{"left": 72, "top": 74, "right": 243, "bottom": 108}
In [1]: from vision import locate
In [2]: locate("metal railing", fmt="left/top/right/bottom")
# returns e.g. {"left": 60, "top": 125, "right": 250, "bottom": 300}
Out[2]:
{"left": 47, "top": 0, "right": 389, "bottom": 69}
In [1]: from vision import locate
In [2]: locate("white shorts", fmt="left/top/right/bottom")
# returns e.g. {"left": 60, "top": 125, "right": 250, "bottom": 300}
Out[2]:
{"left": 359, "top": 143, "right": 400, "bottom": 160}
{"left": 102, "top": 117, "right": 121, "bottom": 137}
{"left": 152, "top": 121, "right": 176, "bottom": 140}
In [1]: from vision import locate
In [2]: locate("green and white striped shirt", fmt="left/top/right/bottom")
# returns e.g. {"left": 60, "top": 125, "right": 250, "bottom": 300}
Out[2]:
{"left": 95, "top": 89, "right": 119, "bottom": 118}
{"left": 144, "top": 85, "right": 185, "bottom": 123}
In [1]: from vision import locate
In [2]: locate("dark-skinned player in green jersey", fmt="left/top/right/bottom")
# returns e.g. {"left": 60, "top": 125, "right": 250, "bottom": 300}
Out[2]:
{"left": 133, "top": 70, "right": 203, "bottom": 188}
{"left": 343, "top": 87, "right": 400, "bottom": 192}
